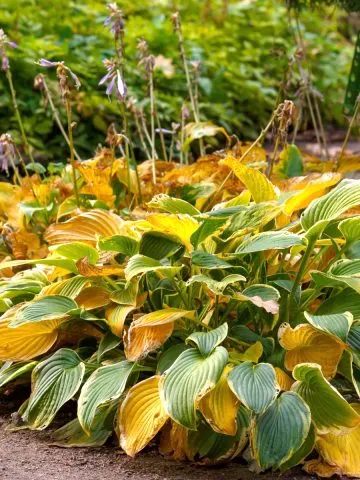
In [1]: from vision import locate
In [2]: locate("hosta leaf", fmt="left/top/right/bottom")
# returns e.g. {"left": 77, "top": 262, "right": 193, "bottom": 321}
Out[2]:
{"left": 45, "top": 209, "right": 123, "bottom": 245}
{"left": 198, "top": 366, "right": 240, "bottom": 435}
{"left": 191, "top": 251, "right": 233, "bottom": 269}
{"left": 52, "top": 418, "right": 111, "bottom": 448}
{"left": 23, "top": 349, "right": 85, "bottom": 429}
{"left": 0, "top": 258, "right": 78, "bottom": 274}
{"left": 148, "top": 194, "right": 200, "bottom": 216}
{"left": 191, "top": 217, "right": 228, "bottom": 249}
{"left": 339, "top": 216, "right": 360, "bottom": 245}
{"left": 304, "top": 311, "right": 353, "bottom": 343}
{"left": 119, "top": 376, "right": 169, "bottom": 456}
{"left": 0, "top": 319, "right": 62, "bottom": 361}
{"left": 182, "top": 122, "right": 230, "bottom": 151}
{"left": 125, "top": 254, "right": 180, "bottom": 281}
{"left": 139, "top": 232, "right": 182, "bottom": 260}
{"left": 235, "top": 231, "right": 304, "bottom": 254}
{"left": 146, "top": 214, "right": 199, "bottom": 251}
{"left": 230, "top": 325, "right": 274, "bottom": 358}
{"left": 280, "top": 144, "right": 304, "bottom": 178}
{"left": 160, "top": 346, "right": 228, "bottom": 429}
{"left": 49, "top": 242, "right": 99, "bottom": 264}
{"left": 253, "top": 392, "right": 311, "bottom": 470}
{"left": 301, "top": 179, "right": 360, "bottom": 236}
{"left": 228, "top": 362, "right": 279, "bottom": 414}
{"left": 78, "top": 360, "right": 134, "bottom": 433}
{"left": 186, "top": 323, "right": 228, "bottom": 357}
{"left": 97, "top": 330, "right": 121, "bottom": 360}
{"left": 279, "top": 424, "right": 315, "bottom": 472}
{"left": 222, "top": 155, "right": 278, "bottom": 203}
{"left": 10, "top": 295, "right": 77, "bottom": 327}
{"left": 76, "top": 257, "right": 124, "bottom": 278}
{"left": 311, "top": 259, "right": 360, "bottom": 293}
{"left": 316, "top": 289, "right": 360, "bottom": 321}
{"left": 0, "top": 361, "right": 37, "bottom": 387}
{"left": 233, "top": 341, "right": 263, "bottom": 363}
{"left": 348, "top": 322, "right": 360, "bottom": 353}
{"left": 157, "top": 344, "right": 189, "bottom": 375}
{"left": 315, "top": 404, "right": 360, "bottom": 477}
{"left": 98, "top": 235, "right": 139, "bottom": 256}
{"left": 105, "top": 304, "right": 135, "bottom": 337}
{"left": 236, "top": 284, "right": 280, "bottom": 314}
{"left": 186, "top": 274, "right": 245, "bottom": 295}
{"left": 278, "top": 323, "right": 344, "bottom": 379}
{"left": 75, "top": 286, "right": 111, "bottom": 310}
{"left": 124, "top": 308, "right": 194, "bottom": 361}
{"left": 274, "top": 367, "right": 294, "bottom": 391}
{"left": 292, "top": 363, "right": 360, "bottom": 435}
{"left": 338, "top": 350, "right": 360, "bottom": 397}
{"left": 41, "top": 276, "right": 90, "bottom": 299}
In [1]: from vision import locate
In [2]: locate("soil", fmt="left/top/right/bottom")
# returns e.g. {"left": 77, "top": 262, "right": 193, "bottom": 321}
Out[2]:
{"left": 0, "top": 393, "right": 314, "bottom": 480}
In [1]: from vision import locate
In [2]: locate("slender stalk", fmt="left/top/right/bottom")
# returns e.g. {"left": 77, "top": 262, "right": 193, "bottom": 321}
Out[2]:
{"left": 268, "top": 114, "right": 286, "bottom": 179}
{"left": 6, "top": 68, "right": 37, "bottom": 171}
{"left": 155, "top": 107, "right": 168, "bottom": 161}
{"left": 42, "top": 78, "right": 81, "bottom": 161}
{"left": 288, "top": 236, "right": 317, "bottom": 308}
{"left": 336, "top": 97, "right": 360, "bottom": 169}
{"left": 140, "top": 110, "right": 157, "bottom": 158}
{"left": 134, "top": 109, "right": 151, "bottom": 159}
{"left": 312, "top": 92, "right": 329, "bottom": 160}
{"left": 149, "top": 69, "right": 156, "bottom": 184}
{"left": 201, "top": 110, "right": 278, "bottom": 211}
{"left": 64, "top": 99, "right": 80, "bottom": 208}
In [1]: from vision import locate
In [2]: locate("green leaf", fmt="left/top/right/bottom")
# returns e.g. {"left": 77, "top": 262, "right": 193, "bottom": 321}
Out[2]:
{"left": 125, "top": 254, "right": 181, "bottom": 281}
{"left": 186, "top": 323, "right": 228, "bottom": 356}
{"left": 230, "top": 326, "right": 274, "bottom": 358}
{"left": 0, "top": 258, "right": 78, "bottom": 274}
{"left": 52, "top": 418, "right": 111, "bottom": 447}
{"left": 23, "top": 349, "right": 85, "bottom": 429}
{"left": 279, "top": 424, "right": 315, "bottom": 472}
{"left": 311, "top": 259, "right": 360, "bottom": 293}
{"left": 348, "top": 322, "right": 360, "bottom": 353}
{"left": 182, "top": 122, "right": 230, "bottom": 152}
{"left": 160, "top": 346, "right": 228, "bottom": 429}
{"left": 10, "top": 295, "right": 77, "bottom": 327}
{"left": 191, "top": 251, "right": 233, "bottom": 269}
{"left": 235, "top": 284, "right": 280, "bottom": 314}
{"left": 110, "top": 280, "right": 139, "bottom": 306}
{"left": 78, "top": 360, "right": 134, "bottom": 433}
{"left": 235, "top": 231, "right": 304, "bottom": 254}
{"left": 0, "top": 361, "right": 37, "bottom": 387}
{"left": 97, "top": 330, "right": 121, "bottom": 361}
{"left": 148, "top": 194, "right": 200, "bottom": 216}
{"left": 292, "top": 363, "right": 360, "bottom": 434}
{"left": 304, "top": 311, "right": 353, "bottom": 343}
{"left": 55, "top": 276, "right": 90, "bottom": 299}
{"left": 339, "top": 216, "right": 360, "bottom": 245}
{"left": 49, "top": 242, "right": 99, "bottom": 265}
{"left": 157, "top": 344, "right": 189, "bottom": 374}
{"left": 301, "top": 179, "right": 360, "bottom": 237}
{"left": 98, "top": 235, "right": 139, "bottom": 256}
{"left": 190, "top": 217, "right": 227, "bottom": 248}
{"left": 338, "top": 350, "right": 360, "bottom": 397}
{"left": 281, "top": 144, "right": 304, "bottom": 178}
{"left": 316, "top": 289, "right": 360, "bottom": 321}
{"left": 186, "top": 274, "right": 246, "bottom": 295}
{"left": 253, "top": 391, "right": 311, "bottom": 470}
{"left": 139, "top": 232, "right": 182, "bottom": 260}
{"left": 228, "top": 362, "right": 279, "bottom": 414}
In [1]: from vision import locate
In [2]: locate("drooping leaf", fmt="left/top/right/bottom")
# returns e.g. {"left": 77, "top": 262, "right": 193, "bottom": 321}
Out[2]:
{"left": 191, "top": 217, "right": 228, "bottom": 248}
{"left": 337, "top": 350, "right": 360, "bottom": 398}
{"left": 186, "top": 323, "right": 228, "bottom": 357}
{"left": 235, "top": 231, "right": 304, "bottom": 254}
{"left": 304, "top": 311, "right": 353, "bottom": 343}
{"left": 78, "top": 360, "right": 134, "bottom": 433}
{"left": 160, "top": 346, "right": 228, "bottom": 429}
{"left": 52, "top": 418, "right": 111, "bottom": 448}
{"left": 274, "top": 367, "right": 294, "bottom": 391}
{"left": 292, "top": 363, "right": 360, "bottom": 435}
{"left": 119, "top": 376, "right": 169, "bottom": 456}
{"left": 253, "top": 391, "right": 311, "bottom": 470}
{"left": 75, "top": 286, "right": 111, "bottom": 310}
{"left": 316, "top": 289, "right": 360, "bottom": 321}
{"left": 139, "top": 232, "right": 182, "bottom": 260}
{"left": 125, "top": 254, "right": 180, "bottom": 281}
{"left": 0, "top": 361, "right": 37, "bottom": 387}
{"left": 146, "top": 214, "right": 199, "bottom": 251}
{"left": 339, "top": 216, "right": 360, "bottom": 246}
{"left": 76, "top": 257, "right": 124, "bottom": 278}
{"left": 228, "top": 362, "right": 279, "bottom": 414}
{"left": 49, "top": 242, "right": 99, "bottom": 264}
{"left": 148, "top": 194, "right": 200, "bottom": 216}
{"left": 23, "top": 349, "right": 85, "bottom": 429}
{"left": 105, "top": 305, "right": 135, "bottom": 337}
{"left": 98, "top": 235, "right": 139, "bottom": 256}
{"left": 186, "top": 274, "right": 245, "bottom": 296}
{"left": 235, "top": 284, "right": 280, "bottom": 314}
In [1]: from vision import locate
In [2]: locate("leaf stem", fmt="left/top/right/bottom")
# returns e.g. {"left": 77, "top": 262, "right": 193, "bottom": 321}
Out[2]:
{"left": 64, "top": 98, "right": 80, "bottom": 208}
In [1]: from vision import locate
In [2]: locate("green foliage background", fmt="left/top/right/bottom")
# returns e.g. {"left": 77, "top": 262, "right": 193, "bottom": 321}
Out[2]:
{"left": 0, "top": 0, "right": 355, "bottom": 159}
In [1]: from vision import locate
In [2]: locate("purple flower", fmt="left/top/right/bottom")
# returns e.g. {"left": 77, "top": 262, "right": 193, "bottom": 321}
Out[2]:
{"left": 104, "top": 3, "right": 124, "bottom": 38}
{"left": 0, "top": 29, "right": 17, "bottom": 72}
{"left": 0, "top": 133, "right": 16, "bottom": 174}
{"left": 99, "top": 59, "right": 127, "bottom": 101}
{"left": 37, "top": 59, "right": 81, "bottom": 90}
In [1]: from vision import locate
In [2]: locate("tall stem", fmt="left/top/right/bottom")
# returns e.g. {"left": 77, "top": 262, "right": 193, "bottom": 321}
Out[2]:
{"left": 155, "top": 107, "right": 168, "bottom": 162}
{"left": 42, "top": 78, "right": 81, "bottom": 161}
{"left": 64, "top": 99, "right": 80, "bottom": 208}
{"left": 336, "top": 97, "right": 359, "bottom": 169}
{"left": 149, "top": 70, "right": 156, "bottom": 184}
{"left": 288, "top": 236, "right": 317, "bottom": 309}
{"left": 6, "top": 68, "right": 37, "bottom": 171}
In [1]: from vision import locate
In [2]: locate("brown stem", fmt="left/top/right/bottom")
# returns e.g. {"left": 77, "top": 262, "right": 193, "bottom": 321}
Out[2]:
{"left": 64, "top": 99, "right": 80, "bottom": 208}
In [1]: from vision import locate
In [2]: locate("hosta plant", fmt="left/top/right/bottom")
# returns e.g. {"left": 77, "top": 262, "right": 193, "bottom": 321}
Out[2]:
{"left": 0, "top": 151, "right": 359, "bottom": 477}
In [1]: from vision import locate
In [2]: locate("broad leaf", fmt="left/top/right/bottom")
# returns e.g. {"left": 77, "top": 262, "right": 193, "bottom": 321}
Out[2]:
{"left": 125, "top": 254, "right": 180, "bottom": 281}
{"left": 235, "top": 231, "right": 304, "bottom": 254}
{"left": 49, "top": 242, "right": 99, "bottom": 264}
{"left": 186, "top": 274, "right": 245, "bottom": 295}
{"left": 148, "top": 194, "right": 200, "bottom": 216}
{"left": 186, "top": 323, "right": 228, "bottom": 356}
{"left": 304, "top": 311, "right": 353, "bottom": 343}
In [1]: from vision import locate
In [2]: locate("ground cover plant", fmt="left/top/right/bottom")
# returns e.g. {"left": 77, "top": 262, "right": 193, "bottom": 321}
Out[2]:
{"left": 0, "top": 2, "right": 360, "bottom": 478}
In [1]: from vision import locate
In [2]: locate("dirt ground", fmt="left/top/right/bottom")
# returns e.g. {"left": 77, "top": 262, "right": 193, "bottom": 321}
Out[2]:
{"left": 0, "top": 394, "right": 315, "bottom": 480}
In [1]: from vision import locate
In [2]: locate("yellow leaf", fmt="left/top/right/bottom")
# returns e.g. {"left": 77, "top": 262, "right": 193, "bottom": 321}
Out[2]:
{"left": 146, "top": 214, "right": 199, "bottom": 251}
{"left": 124, "top": 308, "right": 193, "bottom": 361}
{"left": 0, "top": 319, "right": 62, "bottom": 361}
{"left": 278, "top": 323, "right": 344, "bottom": 379}
{"left": 232, "top": 341, "right": 264, "bottom": 363}
{"left": 76, "top": 257, "right": 124, "bottom": 277}
{"left": 75, "top": 286, "right": 111, "bottom": 310}
{"left": 314, "top": 404, "right": 360, "bottom": 477}
{"left": 303, "top": 458, "right": 343, "bottom": 478}
{"left": 8, "top": 230, "right": 47, "bottom": 260}
{"left": 159, "top": 421, "right": 190, "bottom": 461}
{"left": 118, "top": 375, "right": 169, "bottom": 456}
{"left": 282, "top": 173, "right": 341, "bottom": 216}
{"left": 337, "top": 154, "right": 360, "bottom": 175}
{"left": 274, "top": 367, "right": 294, "bottom": 391}
{"left": 222, "top": 155, "right": 278, "bottom": 203}
{"left": 105, "top": 304, "right": 135, "bottom": 337}
{"left": 198, "top": 365, "right": 240, "bottom": 435}
{"left": 45, "top": 209, "right": 123, "bottom": 245}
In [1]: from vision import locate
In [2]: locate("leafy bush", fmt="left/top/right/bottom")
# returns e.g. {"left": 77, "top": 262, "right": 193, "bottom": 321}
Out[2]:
{"left": 0, "top": 138, "right": 360, "bottom": 476}
{"left": 0, "top": 0, "right": 354, "bottom": 159}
